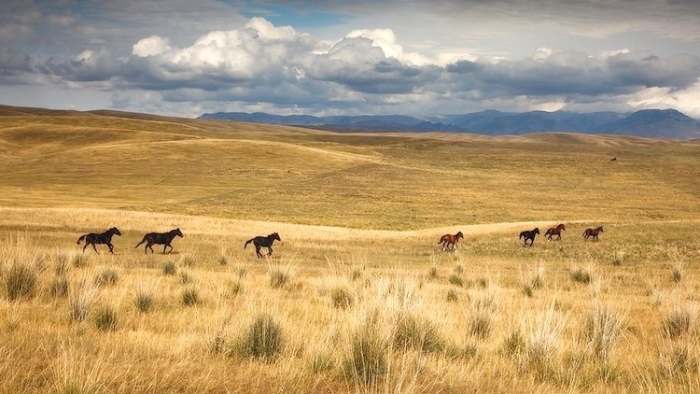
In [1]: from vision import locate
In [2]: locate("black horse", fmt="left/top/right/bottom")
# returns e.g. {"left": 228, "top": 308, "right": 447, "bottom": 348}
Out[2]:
{"left": 519, "top": 228, "right": 540, "bottom": 247}
{"left": 135, "top": 228, "right": 184, "bottom": 254}
{"left": 77, "top": 227, "right": 122, "bottom": 254}
{"left": 244, "top": 232, "right": 281, "bottom": 258}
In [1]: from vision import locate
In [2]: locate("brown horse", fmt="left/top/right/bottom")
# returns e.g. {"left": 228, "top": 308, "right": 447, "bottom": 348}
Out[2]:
{"left": 438, "top": 231, "right": 463, "bottom": 251}
{"left": 545, "top": 223, "right": 566, "bottom": 240}
{"left": 583, "top": 226, "right": 604, "bottom": 241}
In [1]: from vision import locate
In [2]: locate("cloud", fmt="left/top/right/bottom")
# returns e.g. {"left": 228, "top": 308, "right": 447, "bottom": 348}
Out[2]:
{"left": 4, "top": 14, "right": 700, "bottom": 116}
{"left": 132, "top": 36, "right": 171, "bottom": 57}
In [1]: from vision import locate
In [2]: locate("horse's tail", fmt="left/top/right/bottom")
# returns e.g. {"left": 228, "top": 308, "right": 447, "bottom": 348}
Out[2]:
{"left": 135, "top": 236, "right": 147, "bottom": 248}
{"left": 76, "top": 234, "right": 87, "bottom": 245}
{"left": 244, "top": 239, "right": 254, "bottom": 249}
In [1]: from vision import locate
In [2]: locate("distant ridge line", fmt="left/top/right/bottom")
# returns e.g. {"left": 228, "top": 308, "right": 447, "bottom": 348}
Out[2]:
{"left": 200, "top": 109, "right": 700, "bottom": 139}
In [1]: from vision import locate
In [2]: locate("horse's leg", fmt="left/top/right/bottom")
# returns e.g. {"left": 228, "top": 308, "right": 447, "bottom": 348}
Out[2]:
{"left": 268, "top": 246, "right": 273, "bottom": 256}
{"left": 255, "top": 245, "right": 262, "bottom": 258}
{"left": 108, "top": 243, "right": 114, "bottom": 254}
{"left": 82, "top": 242, "right": 88, "bottom": 253}
{"left": 91, "top": 242, "right": 99, "bottom": 254}
{"left": 167, "top": 244, "right": 174, "bottom": 254}
{"left": 163, "top": 244, "right": 168, "bottom": 254}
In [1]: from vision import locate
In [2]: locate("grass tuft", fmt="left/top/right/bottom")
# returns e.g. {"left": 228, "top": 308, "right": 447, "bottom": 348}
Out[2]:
{"left": 570, "top": 266, "right": 592, "bottom": 284}
{"left": 162, "top": 262, "right": 177, "bottom": 276}
{"left": 181, "top": 287, "right": 200, "bottom": 306}
{"left": 330, "top": 286, "right": 354, "bottom": 309}
{"left": 230, "top": 314, "right": 284, "bottom": 361}
{"left": 4, "top": 262, "right": 37, "bottom": 301}
{"left": 583, "top": 303, "right": 625, "bottom": 362}
{"left": 662, "top": 305, "right": 696, "bottom": 339}
{"left": 68, "top": 279, "right": 98, "bottom": 322}
{"left": 94, "top": 268, "right": 119, "bottom": 287}
{"left": 94, "top": 305, "right": 118, "bottom": 331}
{"left": 448, "top": 274, "right": 463, "bottom": 287}
{"left": 269, "top": 267, "right": 291, "bottom": 289}
{"left": 49, "top": 276, "right": 70, "bottom": 298}
{"left": 393, "top": 313, "right": 444, "bottom": 353}
{"left": 343, "top": 316, "right": 387, "bottom": 386}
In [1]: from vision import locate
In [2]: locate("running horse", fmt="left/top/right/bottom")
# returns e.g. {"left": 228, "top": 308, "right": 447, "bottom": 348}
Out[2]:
{"left": 583, "top": 226, "right": 604, "bottom": 241}
{"left": 545, "top": 223, "right": 566, "bottom": 241}
{"left": 438, "top": 231, "right": 463, "bottom": 251}
{"left": 244, "top": 232, "right": 282, "bottom": 258}
{"left": 519, "top": 228, "right": 540, "bottom": 247}
{"left": 135, "top": 228, "right": 184, "bottom": 254}
{"left": 76, "top": 227, "right": 122, "bottom": 254}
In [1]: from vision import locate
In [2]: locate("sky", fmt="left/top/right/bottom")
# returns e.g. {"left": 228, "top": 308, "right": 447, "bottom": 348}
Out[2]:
{"left": 1, "top": 0, "right": 700, "bottom": 118}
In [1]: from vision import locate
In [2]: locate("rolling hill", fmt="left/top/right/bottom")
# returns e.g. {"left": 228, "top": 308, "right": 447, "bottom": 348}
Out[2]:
{"left": 1, "top": 104, "right": 699, "bottom": 229}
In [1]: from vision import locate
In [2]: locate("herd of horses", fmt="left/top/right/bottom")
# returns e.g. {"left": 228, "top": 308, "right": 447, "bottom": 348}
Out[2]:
{"left": 438, "top": 224, "right": 605, "bottom": 251}
{"left": 76, "top": 223, "right": 603, "bottom": 256}
{"left": 76, "top": 227, "right": 282, "bottom": 258}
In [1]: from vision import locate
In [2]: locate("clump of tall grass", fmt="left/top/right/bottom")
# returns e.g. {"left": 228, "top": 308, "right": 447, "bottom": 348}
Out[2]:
{"left": 70, "top": 254, "right": 88, "bottom": 269}
{"left": 658, "top": 338, "right": 700, "bottom": 378}
{"left": 230, "top": 313, "right": 284, "bottom": 361}
{"left": 309, "top": 351, "right": 335, "bottom": 373}
{"left": 93, "top": 268, "right": 119, "bottom": 287}
{"left": 671, "top": 262, "right": 684, "bottom": 284}
{"left": 570, "top": 266, "right": 592, "bottom": 284}
{"left": 233, "top": 264, "right": 247, "bottom": 279}
{"left": 447, "top": 289, "right": 458, "bottom": 302}
{"left": 94, "top": 305, "right": 118, "bottom": 331}
{"left": 49, "top": 276, "right": 70, "bottom": 298}
{"left": 583, "top": 303, "right": 625, "bottom": 362}
{"left": 522, "top": 265, "right": 545, "bottom": 298}
{"left": 467, "top": 287, "right": 499, "bottom": 339}
{"left": 4, "top": 262, "right": 37, "bottom": 301}
{"left": 162, "top": 261, "right": 177, "bottom": 276}
{"left": 330, "top": 286, "right": 354, "bottom": 309}
{"left": 393, "top": 312, "right": 444, "bottom": 353}
{"left": 224, "top": 280, "right": 242, "bottom": 298}
{"left": 428, "top": 265, "right": 438, "bottom": 279}
{"left": 54, "top": 255, "right": 70, "bottom": 276}
{"left": 611, "top": 250, "right": 625, "bottom": 266}
{"left": 343, "top": 313, "right": 388, "bottom": 386}
{"left": 68, "top": 279, "right": 98, "bottom": 322}
{"left": 501, "top": 328, "right": 526, "bottom": 357}
{"left": 662, "top": 304, "right": 697, "bottom": 339}
{"left": 179, "top": 270, "right": 193, "bottom": 284}
{"left": 181, "top": 287, "right": 200, "bottom": 306}
{"left": 180, "top": 254, "right": 195, "bottom": 267}
{"left": 523, "top": 304, "right": 567, "bottom": 371}
{"left": 134, "top": 283, "right": 155, "bottom": 313}
{"left": 448, "top": 274, "right": 463, "bottom": 287}
{"left": 269, "top": 266, "right": 292, "bottom": 289}
{"left": 351, "top": 266, "right": 363, "bottom": 282}
{"left": 218, "top": 255, "right": 229, "bottom": 266}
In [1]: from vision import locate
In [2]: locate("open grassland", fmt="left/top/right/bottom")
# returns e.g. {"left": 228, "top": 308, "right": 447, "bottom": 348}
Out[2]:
{"left": 1, "top": 105, "right": 698, "bottom": 229}
{"left": 0, "top": 209, "right": 699, "bottom": 393}
{"left": 0, "top": 106, "right": 699, "bottom": 393}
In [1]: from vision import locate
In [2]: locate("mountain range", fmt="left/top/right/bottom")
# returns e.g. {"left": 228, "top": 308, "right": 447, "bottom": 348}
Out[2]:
{"left": 200, "top": 109, "right": 700, "bottom": 139}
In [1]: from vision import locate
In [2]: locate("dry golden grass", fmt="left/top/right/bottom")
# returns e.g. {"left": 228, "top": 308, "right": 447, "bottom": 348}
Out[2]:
{"left": 0, "top": 106, "right": 699, "bottom": 393}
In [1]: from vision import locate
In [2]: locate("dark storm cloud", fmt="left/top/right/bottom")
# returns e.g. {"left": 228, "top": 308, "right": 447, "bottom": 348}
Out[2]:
{"left": 446, "top": 52, "right": 700, "bottom": 97}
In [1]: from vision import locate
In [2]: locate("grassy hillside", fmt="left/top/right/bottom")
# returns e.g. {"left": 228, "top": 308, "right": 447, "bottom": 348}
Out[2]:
{"left": 1, "top": 105, "right": 698, "bottom": 229}
{"left": 1, "top": 105, "right": 699, "bottom": 393}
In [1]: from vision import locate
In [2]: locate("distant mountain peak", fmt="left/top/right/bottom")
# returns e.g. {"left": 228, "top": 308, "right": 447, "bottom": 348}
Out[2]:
{"left": 199, "top": 108, "right": 700, "bottom": 139}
